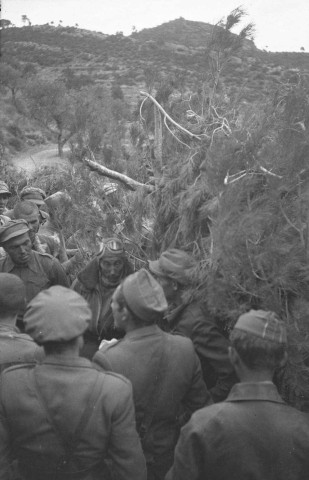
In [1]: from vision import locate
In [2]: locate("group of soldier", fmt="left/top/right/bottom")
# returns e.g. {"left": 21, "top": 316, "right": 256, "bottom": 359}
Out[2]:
{"left": 1, "top": 178, "right": 309, "bottom": 480}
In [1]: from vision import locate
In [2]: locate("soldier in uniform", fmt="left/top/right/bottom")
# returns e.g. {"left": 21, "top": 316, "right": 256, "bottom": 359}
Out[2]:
{"left": 0, "top": 220, "right": 69, "bottom": 312}
{"left": 72, "top": 237, "right": 133, "bottom": 359}
{"left": 0, "top": 181, "right": 11, "bottom": 232}
{"left": 0, "top": 182, "right": 11, "bottom": 257}
{"left": 13, "top": 200, "right": 82, "bottom": 273}
{"left": 5, "top": 186, "right": 49, "bottom": 223}
{"left": 166, "top": 310, "right": 309, "bottom": 480}
{"left": 149, "top": 249, "right": 237, "bottom": 402}
{"left": 0, "top": 181, "right": 11, "bottom": 218}
{"left": 0, "top": 286, "right": 147, "bottom": 480}
{"left": 0, "top": 273, "right": 43, "bottom": 372}
{"left": 93, "top": 269, "right": 211, "bottom": 480}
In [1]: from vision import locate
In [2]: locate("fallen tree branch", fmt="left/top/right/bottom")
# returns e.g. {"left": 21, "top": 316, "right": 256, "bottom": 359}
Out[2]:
{"left": 140, "top": 90, "right": 202, "bottom": 140}
{"left": 83, "top": 157, "right": 155, "bottom": 193}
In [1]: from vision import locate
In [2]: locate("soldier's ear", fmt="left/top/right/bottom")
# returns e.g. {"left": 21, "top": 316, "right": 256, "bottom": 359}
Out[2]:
{"left": 121, "top": 306, "right": 130, "bottom": 322}
{"left": 228, "top": 346, "right": 240, "bottom": 369}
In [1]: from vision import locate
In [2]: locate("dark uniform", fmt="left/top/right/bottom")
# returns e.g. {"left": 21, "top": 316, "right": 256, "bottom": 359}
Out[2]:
{"left": 167, "top": 309, "right": 309, "bottom": 480}
{"left": 166, "top": 301, "right": 237, "bottom": 402}
{"left": 0, "top": 358, "right": 146, "bottom": 480}
{"left": 0, "top": 285, "right": 146, "bottom": 480}
{"left": 0, "top": 250, "right": 69, "bottom": 303}
{"left": 166, "top": 382, "right": 309, "bottom": 480}
{"left": 94, "top": 322, "right": 211, "bottom": 479}
{"left": 148, "top": 249, "right": 237, "bottom": 402}
{"left": 72, "top": 240, "right": 133, "bottom": 359}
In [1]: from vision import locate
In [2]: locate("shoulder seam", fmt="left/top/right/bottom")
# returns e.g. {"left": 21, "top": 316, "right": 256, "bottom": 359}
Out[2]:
{"left": 2, "top": 362, "right": 37, "bottom": 373}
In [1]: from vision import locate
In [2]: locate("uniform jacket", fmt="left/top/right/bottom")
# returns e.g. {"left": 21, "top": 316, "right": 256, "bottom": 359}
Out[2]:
{"left": 93, "top": 325, "right": 211, "bottom": 462}
{"left": 166, "top": 382, "right": 309, "bottom": 480}
{"left": 72, "top": 257, "right": 133, "bottom": 340}
{"left": 165, "top": 301, "right": 237, "bottom": 402}
{"left": 0, "top": 250, "right": 69, "bottom": 304}
{"left": 39, "top": 218, "right": 68, "bottom": 263}
{"left": 0, "top": 324, "right": 43, "bottom": 372}
{"left": 0, "top": 215, "right": 10, "bottom": 258}
{"left": 0, "top": 356, "right": 147, "bottom": 480}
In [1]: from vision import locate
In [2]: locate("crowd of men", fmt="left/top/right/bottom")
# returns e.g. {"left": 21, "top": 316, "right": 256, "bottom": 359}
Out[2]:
{"left": 1, "top": 179, "right": 309, "bottom": 480}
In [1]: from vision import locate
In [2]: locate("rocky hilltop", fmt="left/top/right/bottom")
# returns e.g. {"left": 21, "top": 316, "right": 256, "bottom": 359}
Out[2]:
{"left": 1, "top": 18, "right": 309, "bottom": 106}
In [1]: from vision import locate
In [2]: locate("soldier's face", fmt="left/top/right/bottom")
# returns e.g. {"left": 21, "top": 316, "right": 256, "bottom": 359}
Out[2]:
{"left": 17, "top": 212, "right": 40, "bottom": 242}
{"left": 153, "top": 275, "right": 177, "bottom": 303}
{"left": 0, "top": 193, "right": 9, "bottom": 214}
{"left": 3, "top": 233, "right": 32, "bottom": 266}
{"left": 99, "top": 257, "right": 124, "bottom": 285}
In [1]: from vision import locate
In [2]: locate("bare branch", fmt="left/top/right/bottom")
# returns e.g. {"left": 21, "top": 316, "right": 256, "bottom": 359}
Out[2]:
{"left": 83, "top": 157, "right": 154, "bottom": 193}
{"left": 140, "top": 91, "right": 202, "bottom": 140}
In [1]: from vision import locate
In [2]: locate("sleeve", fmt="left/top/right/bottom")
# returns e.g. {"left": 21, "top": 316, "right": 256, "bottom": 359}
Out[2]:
{"left": 165, "top": 419, "right": 205, "bottom": 480}
{"left": 190, "top": 306, "right": 237, "bottom": 402}
{"left": 0, "top": 384, "right": 13, "bottom": 479}
{"left": 108, "top": 381, "right": 147, "bottom": 480}
{"left": 49, "top": 258, "right": 70, "bottom": 288}
{"left": 92, "top": 351, "right": 114, "bottom": 371}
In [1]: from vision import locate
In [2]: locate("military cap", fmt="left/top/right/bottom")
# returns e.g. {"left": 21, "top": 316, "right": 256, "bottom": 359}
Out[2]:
{"left": 149, "top": 249, "right": 197, "bottom": 285}
{"left": 20, "top": 186, "right": 46, "bottom": 205}
{"left": 97, "top": 237, "right": 126, "bottom": 259}
{"left": 122, "top": 268, "right": 168, "bottom": 322}
{"left": 0, "top": 181, "right": 11, "bottom": 196}
{"left": 0, "top": 219, "right": 30, "bottom": 244}
{"left": 24, "top": 286, "right": 91, "bottom": 344}
{"left": 44, "top": 191, "right": 71, "bottom": 210}
{"left": 234, "top": 309, "right": 287, "bottom": 344}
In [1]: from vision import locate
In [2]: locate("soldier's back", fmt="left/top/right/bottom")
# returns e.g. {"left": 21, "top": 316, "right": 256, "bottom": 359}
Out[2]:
{"left": 0, "top": 357, "right": 145, "bottom": 480}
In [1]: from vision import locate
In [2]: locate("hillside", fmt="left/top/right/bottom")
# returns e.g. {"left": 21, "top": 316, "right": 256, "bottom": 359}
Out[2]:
{"left": 1, "top": 19, "right": 309, "bottom": 107}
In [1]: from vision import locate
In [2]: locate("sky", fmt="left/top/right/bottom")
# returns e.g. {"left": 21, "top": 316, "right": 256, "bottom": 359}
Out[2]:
{"left": 2, "top": 0, "right": 309, "bottom": 52}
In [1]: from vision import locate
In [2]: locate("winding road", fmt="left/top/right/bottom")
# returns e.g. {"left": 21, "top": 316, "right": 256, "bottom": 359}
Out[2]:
{"left": 10, "top": 144, "right": 71, "bottom": 176}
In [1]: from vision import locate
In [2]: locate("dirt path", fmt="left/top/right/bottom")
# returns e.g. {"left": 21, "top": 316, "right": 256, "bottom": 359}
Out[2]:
{"left": 10, "top": 144, "right": 71, "bottom": 175}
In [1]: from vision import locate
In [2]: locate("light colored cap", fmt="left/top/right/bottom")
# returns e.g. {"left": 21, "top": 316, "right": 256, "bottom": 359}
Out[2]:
{"left": 234, "top": 309, "right": 287, "bottom": 344}
{"left": 122, "top": 269, "right": 168, "bottom": 322}
{"left": 24, "top": 286, "right": 91, "bottom": 344}
{"left": 149, "top": 249, "right": 197, "bottom": 285}
{"left": 20, "top": 187, "right": 46, "bottom": 205}
{"left": 0, "top": 219, "right": 30, "bottom": 244}
{"left": 0, "top": 181, "right": 11, "bottom": 195}
{"left": 44, "top": 191, "right": 71, "bottom": 210}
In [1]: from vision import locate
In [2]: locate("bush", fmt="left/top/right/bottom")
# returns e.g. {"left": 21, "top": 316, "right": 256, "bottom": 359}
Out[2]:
{"left": 8, "top": 137, "right": 23, "bottom": 150}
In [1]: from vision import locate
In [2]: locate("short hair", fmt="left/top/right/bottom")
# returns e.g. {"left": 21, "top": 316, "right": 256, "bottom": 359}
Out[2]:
{"left": 0, "top": 273, "right": 26, "bottom": 316}
{"left": 230, "top": 329, "right": 286, "bottom": 371}
{"left": 114, "top": 283, "right": 150, "bottom": 327}
{"left": 13, "top": 200, "right": 39, "bottom": 219}
{"left": 43, "top": 338, "right": 79, "bottom": 355}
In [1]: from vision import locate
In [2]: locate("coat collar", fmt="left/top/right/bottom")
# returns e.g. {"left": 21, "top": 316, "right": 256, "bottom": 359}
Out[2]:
{"left": 0, "top": 324, "right": 20, "bottom": 335}
{"left": 226, "top": 382, "right": 285, "bottom": 404}
{"left": 124, "top": 324, "right": 161, "bottom": 340}
{"left": 40, "top": 355, "right": 94, "bottom": 368}
{"left": 5, "top": 250, "right": 37, "bottom": 273}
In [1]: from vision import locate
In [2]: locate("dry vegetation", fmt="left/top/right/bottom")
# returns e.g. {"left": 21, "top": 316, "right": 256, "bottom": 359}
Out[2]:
{"left": 1, "top": 10, "right": 309, "bottom": 408}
